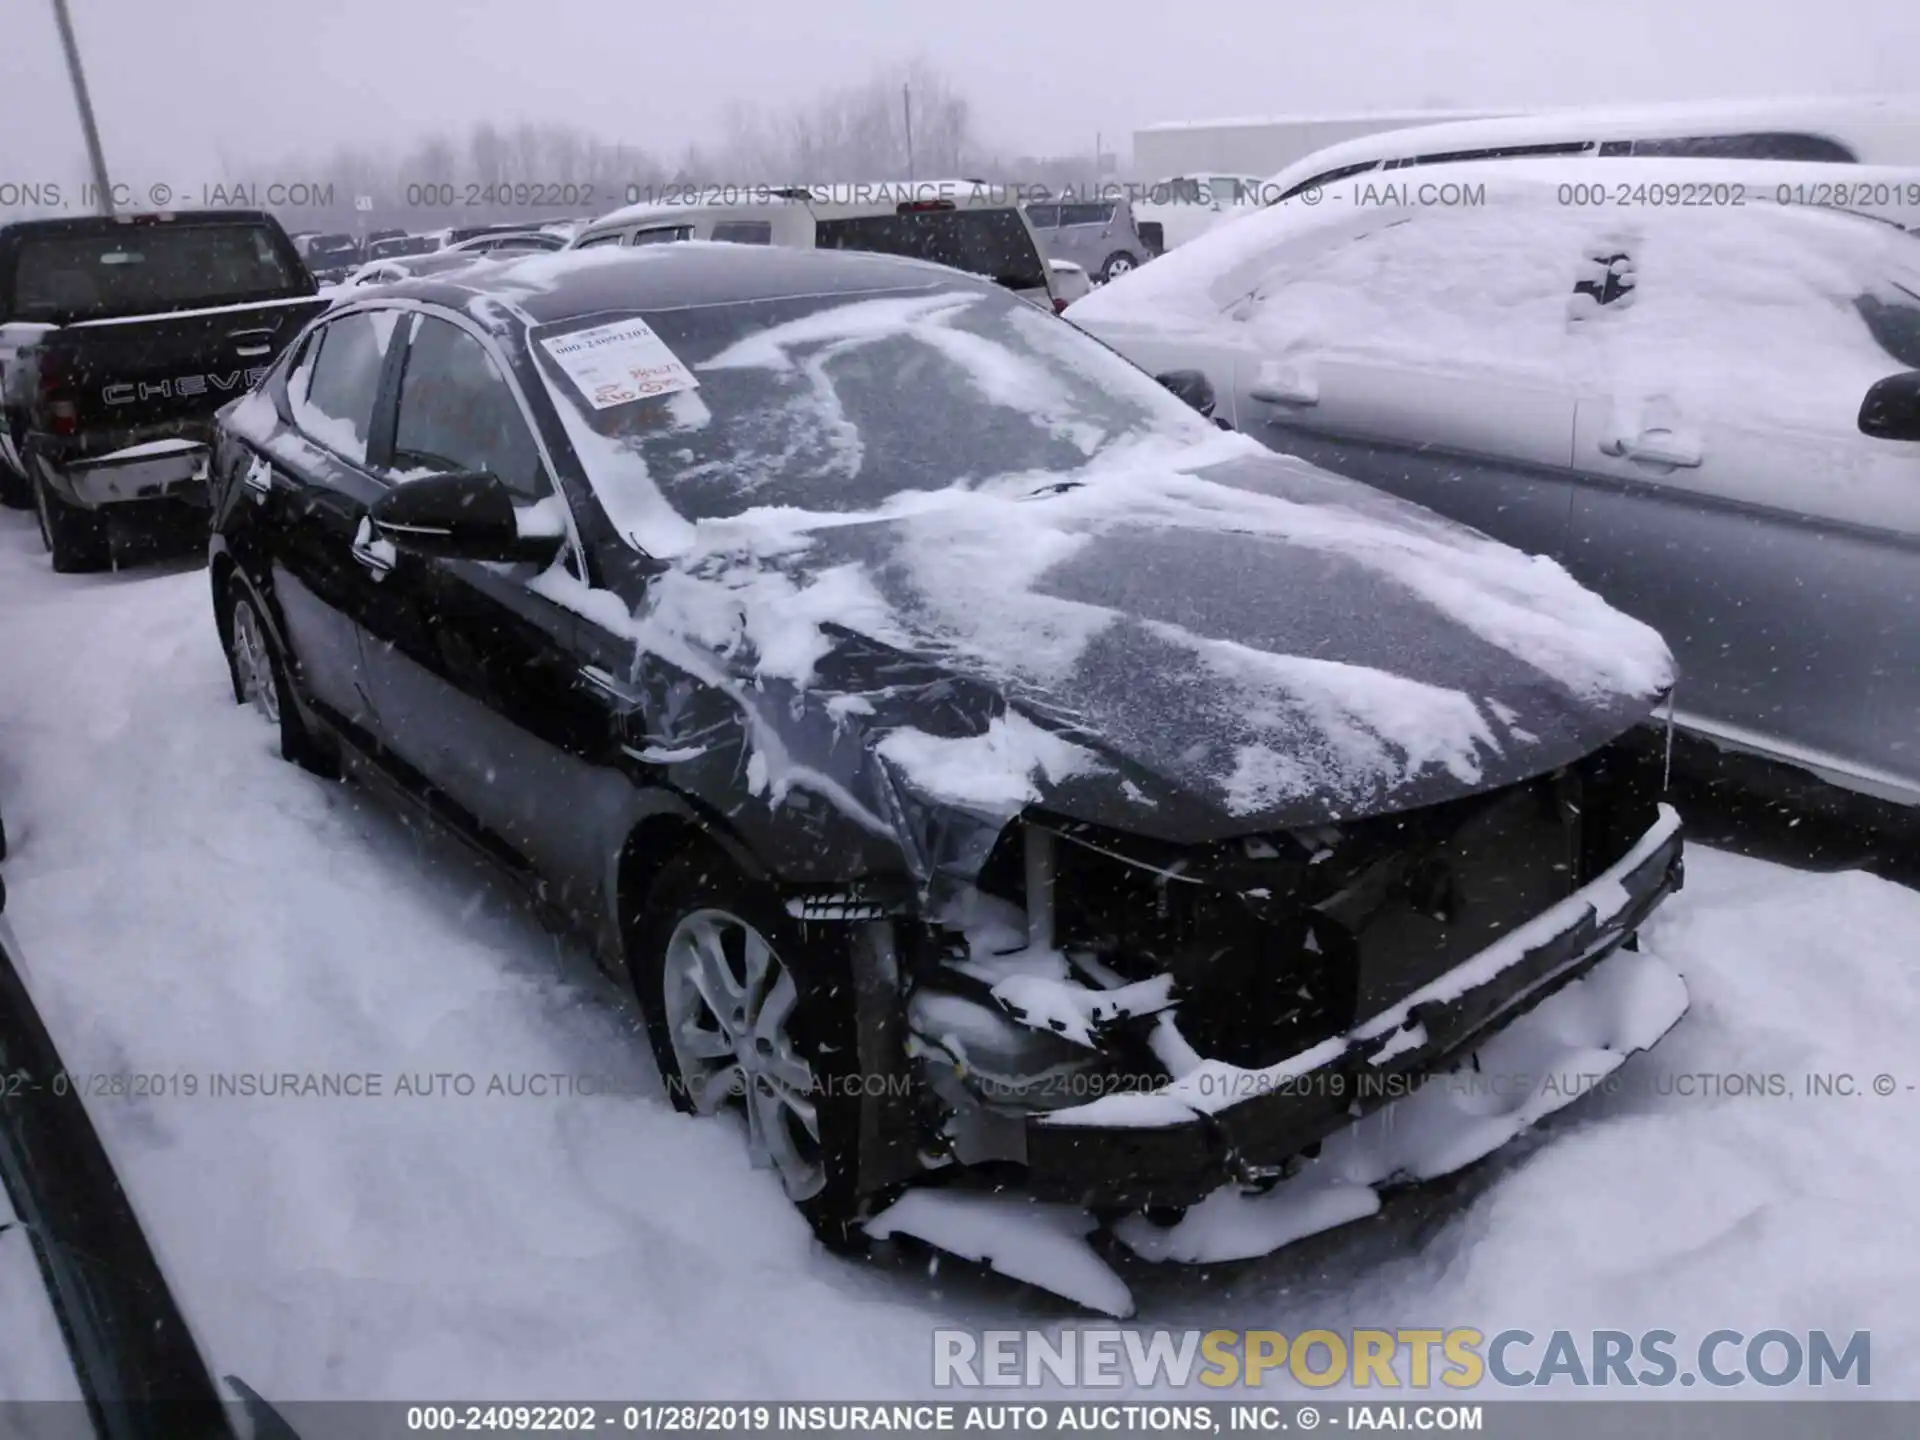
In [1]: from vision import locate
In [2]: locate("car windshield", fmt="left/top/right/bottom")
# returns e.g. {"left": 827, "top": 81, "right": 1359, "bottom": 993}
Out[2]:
{"left": 532, "top": 283, "right": 1213, "bottom": 529}
{"left": 369, "top": 235, "right": 433, "bottom": 259}
{"left": 307, "top": 235, "right": 357, "bottom": 260}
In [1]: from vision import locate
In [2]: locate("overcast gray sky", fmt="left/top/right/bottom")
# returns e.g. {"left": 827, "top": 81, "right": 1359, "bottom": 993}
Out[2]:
{"left": 3, "top": 0, "right": 1917, "bottom": 183}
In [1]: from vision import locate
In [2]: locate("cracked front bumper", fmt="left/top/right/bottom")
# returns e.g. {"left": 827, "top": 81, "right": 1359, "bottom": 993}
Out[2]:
{"left": 1021, "top": 804, "right": 1686, "bottom": 1209}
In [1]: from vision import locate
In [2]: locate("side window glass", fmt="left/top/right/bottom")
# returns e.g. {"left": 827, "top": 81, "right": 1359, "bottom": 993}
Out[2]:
{"left": 1024, "top": 204, "right": 1060, "bottom": 229}
{"left": 290, "top": 310, "right": 401, "bottom": 464}
{"left": 392, "top": 316, "right": 546, "bottom": 499}
{"left": 711, "top": 221, "right": 773, "bottom": 244}
{"left": 575, "top": 232, "right": 627, "bottom": 249}
{"left": 1276, "top": 161, "right": 1380, "bottom": 203}
{"left": 1631, "top": 132, "right": 1857, "bottom": 162}
{"left": 631, "top": 226, "right": 693, "bottom": 246}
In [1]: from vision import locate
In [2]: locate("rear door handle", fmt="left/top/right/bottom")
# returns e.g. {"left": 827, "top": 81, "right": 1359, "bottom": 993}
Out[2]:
{"left": 1605, "top": 433, "right": 1702, "bottom": 468}
{"left": 1248, "top": 358, "right": 1319, "bottom": 408}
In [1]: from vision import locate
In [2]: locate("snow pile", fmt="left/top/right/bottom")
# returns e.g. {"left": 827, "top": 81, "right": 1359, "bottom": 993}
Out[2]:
{"left": 866, "top": 1193, "right": 1136, "bottom": 1318}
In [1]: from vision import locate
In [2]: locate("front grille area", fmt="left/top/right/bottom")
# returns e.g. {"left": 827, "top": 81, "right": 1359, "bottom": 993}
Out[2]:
{"left": 994, "top": 734, "right": 1666, "bottom": 1071}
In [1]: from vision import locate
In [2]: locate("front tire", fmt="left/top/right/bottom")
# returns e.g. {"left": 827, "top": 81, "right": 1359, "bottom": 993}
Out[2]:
{"left": 634, "top": 847, "right": 872, "bottom": 1251}
{"left": 223, "top": 583, "right": 339, "bottom": 778}
{"left": 34, "top": 473, "right": 111, "bottom": 574}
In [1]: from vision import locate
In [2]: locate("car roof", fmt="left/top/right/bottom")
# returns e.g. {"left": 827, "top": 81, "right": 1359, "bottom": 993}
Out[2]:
{"left": 0, "top": 209, "right": 281, "bottom": 239}
{"left": 1261, "top": 153, "right": 1920, "bottom": 217}
{"left": 582, "top": 195, "right": 813, "bottom": 232}
{"left": 1265, "top": 94, "right": 1920, "bottom": 193}
{"left": 583, "top": 181, "right": 1031, "bottom": 236}
{"left": 1069, "top": 154, "right": 1920, "bottom": 329}
{"left": 353, "top": 239, "right": 971, "bottom": 327}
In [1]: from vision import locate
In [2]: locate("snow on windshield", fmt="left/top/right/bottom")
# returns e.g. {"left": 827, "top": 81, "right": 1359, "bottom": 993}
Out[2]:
{"left": 525, "top": 285, "right": 1670, "bottom": 830}
{"left": 530, "top": 283, "right": 1212, "bottom": 549}
{"left": 1071, "top": 184, "right": 1920, "bottom": 434}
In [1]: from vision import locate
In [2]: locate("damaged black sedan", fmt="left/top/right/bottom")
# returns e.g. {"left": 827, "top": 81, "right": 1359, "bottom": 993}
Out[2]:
{"left": 206, "top": 242, "right": 1689, "bottom": 1300}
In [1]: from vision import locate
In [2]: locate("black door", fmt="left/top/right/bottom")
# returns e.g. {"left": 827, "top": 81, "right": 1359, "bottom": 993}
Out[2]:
{"left": 360, "top": 312, "right": 637, "bottom": 909}
{"left": 262, "top": 308, "right": 410, "bottom": 742}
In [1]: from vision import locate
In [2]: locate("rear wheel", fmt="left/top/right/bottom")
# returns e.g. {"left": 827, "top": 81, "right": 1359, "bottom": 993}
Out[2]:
{"left": 223, "top": 583, "right": 339, "bottom": 778}
{"left": 1100, "top": 251, "right": 1138, "bottom": 283}
{"left": 34, "top": 473, "right": 110, "bottom": 574}
{"left": 635, "top": 847, "right": 872, "bottom": 1250}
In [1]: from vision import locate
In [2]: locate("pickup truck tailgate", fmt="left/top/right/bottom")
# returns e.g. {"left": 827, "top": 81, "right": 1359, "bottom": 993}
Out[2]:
{"left": 25, "top": 297, "right": 328, "bottom": 461}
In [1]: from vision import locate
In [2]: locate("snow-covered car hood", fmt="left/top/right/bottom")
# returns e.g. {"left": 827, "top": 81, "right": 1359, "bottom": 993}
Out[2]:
{"left": 623, "top": 440, "right": 1674, "bottom": 844}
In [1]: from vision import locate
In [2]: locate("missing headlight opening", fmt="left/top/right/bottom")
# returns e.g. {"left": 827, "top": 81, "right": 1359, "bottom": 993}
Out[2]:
{"left": 893, "top": 737, "right": 1672, "bottom": 1196}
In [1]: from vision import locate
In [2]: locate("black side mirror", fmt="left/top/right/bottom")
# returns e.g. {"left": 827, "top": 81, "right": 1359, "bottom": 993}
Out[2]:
{"left": 368, "top": 471, "right": 565, "bottom": 565}
{"left": 1156, "top": 368, "right": 1217, "bottom": 418}
{"left": 1859, "top": 371, "right": 1920, "bottom": 441}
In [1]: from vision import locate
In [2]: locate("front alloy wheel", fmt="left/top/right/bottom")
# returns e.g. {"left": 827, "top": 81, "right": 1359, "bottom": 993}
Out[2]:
{"left": 223, "top": 583, "right": 338, "bottom": 778}
{"left": 636, "top": 847, "right": 877, "bottom": 1249}
{"left": 662, "top": 908, "right": 824, "bottom": 1203}
{"left": 230, "top": 597, "right": 282, "bottom": 726}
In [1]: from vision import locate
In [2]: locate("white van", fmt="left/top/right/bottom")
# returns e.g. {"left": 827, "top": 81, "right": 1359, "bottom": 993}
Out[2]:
{"left": 1264, "top": 95, "right": 1920, "bottom": 205}
{"left": 1131, "top": 174, "right": 1266, "bottom": 253}
{"left": 570, "top": 183, "right": 1064, "bottom": 311}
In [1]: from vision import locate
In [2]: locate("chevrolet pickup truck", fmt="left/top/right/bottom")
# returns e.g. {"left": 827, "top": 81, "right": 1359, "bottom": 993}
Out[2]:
{"left": 0, "top": 210, "right": 325, "bottom": 571}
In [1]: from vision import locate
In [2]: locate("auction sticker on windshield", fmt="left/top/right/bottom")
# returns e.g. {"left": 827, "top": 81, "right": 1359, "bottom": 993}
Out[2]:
{"left": 540, "top": 318, "right": 699, "bottom": 408}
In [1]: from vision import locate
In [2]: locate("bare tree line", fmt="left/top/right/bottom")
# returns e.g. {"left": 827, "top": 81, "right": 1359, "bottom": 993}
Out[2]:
{"left": 250, "top": 61, "right": 1027, "bottom": 236}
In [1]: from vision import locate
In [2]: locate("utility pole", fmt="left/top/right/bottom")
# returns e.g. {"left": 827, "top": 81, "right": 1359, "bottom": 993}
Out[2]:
{"left": 50, "top": 0, "right": 114, "bottom": 214}
{"left": 903, "top": 83, "right": 914, "bottom": 181}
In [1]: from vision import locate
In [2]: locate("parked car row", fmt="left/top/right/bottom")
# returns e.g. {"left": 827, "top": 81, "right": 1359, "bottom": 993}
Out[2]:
{"left": 287, "top": 220, "right": 580, "bottom": 285}
{"left": 0, "top": 185, "right": 1078, "bottom": 562}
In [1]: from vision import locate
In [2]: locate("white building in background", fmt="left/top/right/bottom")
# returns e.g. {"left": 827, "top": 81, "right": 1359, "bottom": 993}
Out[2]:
{"left": 1129, "top": 109, "right": 1512, "bottom": 181}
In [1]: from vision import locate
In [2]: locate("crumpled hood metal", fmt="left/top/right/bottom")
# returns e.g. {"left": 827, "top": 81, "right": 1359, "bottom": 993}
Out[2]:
{"left": 672, "top": 448, "right": 1674, "bottom": 852}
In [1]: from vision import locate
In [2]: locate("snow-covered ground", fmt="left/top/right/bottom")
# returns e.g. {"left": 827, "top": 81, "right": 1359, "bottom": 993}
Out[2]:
{"left": 2, "top": 505, "right": 1918, "bottom": 1399}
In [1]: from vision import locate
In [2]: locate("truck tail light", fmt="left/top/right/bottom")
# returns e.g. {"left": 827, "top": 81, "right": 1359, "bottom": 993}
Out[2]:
{"left": 39, "top": 363, "right": 79, "bottom": 436}
{"left": 1053, "top": 297, "right": 1069, "bottom": 314}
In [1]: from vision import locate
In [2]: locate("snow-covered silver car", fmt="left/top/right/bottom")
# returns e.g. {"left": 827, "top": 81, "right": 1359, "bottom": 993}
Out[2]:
{"left": 1070, "top": 156, "right": 1920, "bottom": 814}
